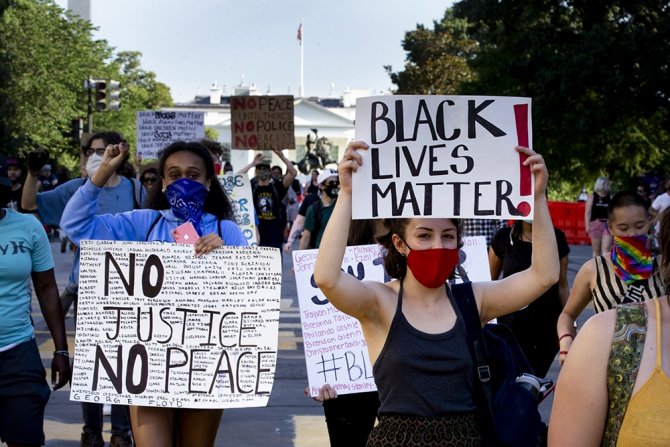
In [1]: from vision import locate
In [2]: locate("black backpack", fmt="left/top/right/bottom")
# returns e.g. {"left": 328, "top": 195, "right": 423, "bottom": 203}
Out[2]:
{"left": 451, "top": 282, "right": 549, "bottom": 447}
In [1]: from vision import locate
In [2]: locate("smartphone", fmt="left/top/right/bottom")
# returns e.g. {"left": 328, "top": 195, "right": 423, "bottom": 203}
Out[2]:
{"left": 173, "top": 222, "right": 200, "bottom": 244}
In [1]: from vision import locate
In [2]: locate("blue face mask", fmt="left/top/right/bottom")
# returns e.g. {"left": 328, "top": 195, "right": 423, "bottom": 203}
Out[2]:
{"left": 165, "top": 178, "right": 208, "bottom": 234}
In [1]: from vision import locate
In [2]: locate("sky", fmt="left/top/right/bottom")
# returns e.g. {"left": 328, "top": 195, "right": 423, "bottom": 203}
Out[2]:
{"left": 55, "top": 0, "right": 453, "bottom": 103}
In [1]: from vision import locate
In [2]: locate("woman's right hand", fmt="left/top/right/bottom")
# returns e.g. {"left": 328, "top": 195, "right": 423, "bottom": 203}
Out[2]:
{"left": 338, "top": 141, "right": 368, "bottom": 194}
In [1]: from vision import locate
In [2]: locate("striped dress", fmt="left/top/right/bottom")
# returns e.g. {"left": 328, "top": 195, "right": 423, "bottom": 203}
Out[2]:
{"left": 590, "top": 256, "right": 665, "bottom": 313}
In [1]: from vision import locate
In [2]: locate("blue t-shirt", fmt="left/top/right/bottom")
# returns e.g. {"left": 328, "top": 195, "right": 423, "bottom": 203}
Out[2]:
{"left": 37, "top": 177, "right": 143, "bottom": 285}
{"left": 0, "top": 209, "right": 54, "bottom": 348}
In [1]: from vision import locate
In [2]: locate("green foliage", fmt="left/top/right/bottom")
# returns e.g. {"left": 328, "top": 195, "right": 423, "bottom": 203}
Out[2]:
{"left": 204, "top": 127, "right": 219, "bottom": 141}
{"left": 0, "top": 0, "right": 172, "bottom": 167}
{"left": 386, "top": 9, "right": 478, "bottom": 94}
{"left": 389, "top": 0, "right": 670, "bottom": 187}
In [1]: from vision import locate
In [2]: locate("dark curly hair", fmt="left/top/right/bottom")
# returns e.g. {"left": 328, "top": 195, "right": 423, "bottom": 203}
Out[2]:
{"left": 82, "top": 131, "right": 131, "bottom": 176}
{"left": 148, "top": 141, "right": 234, "bottom": 221}
{"left": 378, "top": 218, "right": 463, "bottom": 279}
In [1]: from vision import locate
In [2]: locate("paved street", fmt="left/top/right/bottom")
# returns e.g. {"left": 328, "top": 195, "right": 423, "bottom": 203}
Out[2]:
{"left": 6, "top": 241, "right": 594, "bottom": 447}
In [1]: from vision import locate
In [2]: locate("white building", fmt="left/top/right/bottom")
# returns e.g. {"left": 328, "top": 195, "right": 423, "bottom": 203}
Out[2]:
{"left": 167, "top": 83, "right": 380, "bottom": 176}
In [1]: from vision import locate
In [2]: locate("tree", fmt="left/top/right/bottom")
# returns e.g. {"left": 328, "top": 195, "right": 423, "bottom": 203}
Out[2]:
{"left": 0, "top": 0, "right": 109, "bottom": 160}
{"left": 386, "top": 9, "right": 478, "bottom": 95}
{"left": 389, "top": 1, "right": 670, "bottom": 188}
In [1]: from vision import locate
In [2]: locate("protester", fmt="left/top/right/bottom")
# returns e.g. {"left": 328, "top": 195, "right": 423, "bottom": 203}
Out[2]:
{"left": 313, "top": 141, "right": 558, "bottom": 445}
{"left": 239, "top": 149, "right": 297, "bottom": 249}
{"left": 283, "top": 188, "right": 320, "bottom": 253}
{"left": 5, "top": 157, "right": 24, "bottom": 212}
{"left": 223, "top": 161, "right": 234, "bottom": 174}
{"left": 556, "top": 190, "right": 665, "bottom": 365}
{"left": 21, "top": 132, "right": 141, "bottom": 447}
{"left": 549, "top": 208, "right": 670, "bottom": 446}
{"left": 0, "top": 158, "right": 71, "bottom": 447}
{"left": 299, "top": 169, "right": 339, "bottom": 250}
{"left": 488, "top": 219, "right": 571, "bottom": 376}
{"left": 585, "top": 176, "right": 612, "bottom": 258}
{"left": 305, "top": 169, "right": 319, "bottom": 194}
{"left": 37, "top": 163, "right": 59, "bottom": 192}
{"left": 61, "top": 140, "right": 246, "bottom": 447}
{"left": 649, "top": 177, "right": 670, "bottom": 251}
{"left": 139, "top": 167, "right": 159, "bottom": 195}
{"left": 199, "top": 139, "right": 224, "bottom": 175}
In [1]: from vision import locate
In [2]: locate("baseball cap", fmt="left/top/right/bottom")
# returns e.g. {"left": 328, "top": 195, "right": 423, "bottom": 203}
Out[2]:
{"left": 5, "top": 157, "right": 20, "bottom": 167}
{"left": 42, "top": 164, "right": 52, "bottom": 171}
{"left": 317, "top": 169, "right": 338, "bottom": 185}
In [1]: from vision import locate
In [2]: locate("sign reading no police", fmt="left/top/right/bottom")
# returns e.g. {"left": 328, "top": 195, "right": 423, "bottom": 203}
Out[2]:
{"left": 231, "top": 95, "right": 295, "bottom": 150}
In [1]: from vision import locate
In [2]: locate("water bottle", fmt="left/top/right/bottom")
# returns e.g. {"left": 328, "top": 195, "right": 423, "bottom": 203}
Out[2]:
{"left": 515, "top": 373, "right": 542, "bottom": 400}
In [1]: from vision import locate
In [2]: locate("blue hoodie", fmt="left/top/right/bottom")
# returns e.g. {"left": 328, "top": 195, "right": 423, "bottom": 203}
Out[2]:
{"left": 61, "top": 179, "right": 247, "bottom": 246}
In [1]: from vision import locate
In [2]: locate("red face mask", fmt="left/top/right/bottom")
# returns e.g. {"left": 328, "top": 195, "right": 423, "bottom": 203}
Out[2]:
{"left": 214, "top": 161, "right": 222, "bottom": 175}
{"left": 403, "top": 241, "right": 460, "bottom": 288}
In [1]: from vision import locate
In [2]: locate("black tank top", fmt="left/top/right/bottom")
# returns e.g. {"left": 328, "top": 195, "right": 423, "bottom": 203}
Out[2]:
{"left": 590, "top": 193, "right": 610, "bottom": 221}
{"left": 373, "top": 282, "right": 477, "bottom": 416}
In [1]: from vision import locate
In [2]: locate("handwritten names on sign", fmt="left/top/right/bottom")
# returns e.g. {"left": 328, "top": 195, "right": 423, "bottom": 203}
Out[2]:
{"left": 136, "top": 111, "right": 205, "bottom": 158}
{"left": 219, "top": 173, "right": 257, "bottom": 246}
{"left": 293, "top": 245, "right": 383, "bottom": 397}
{"left": 231, "top": 95, "right": 295, "bottom": 150}
{"left": 352, "top": 96, "right": 533, "bottom": 220}
{"left": 71, "top": 241, "right": 282, "bottom": 409}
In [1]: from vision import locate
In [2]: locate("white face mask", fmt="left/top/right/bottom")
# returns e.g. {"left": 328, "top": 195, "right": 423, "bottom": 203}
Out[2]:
{"left": 86, "top": 154, "right": 103, "bottom": 177}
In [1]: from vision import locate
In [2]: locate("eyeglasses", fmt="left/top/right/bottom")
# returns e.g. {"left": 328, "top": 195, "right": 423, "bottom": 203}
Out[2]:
{"left": 85, "top": 148, "right": 106, "bottom": 157}
{"left": 142, "top": 177, "right": 158, "bottom": 184}
{"left": 324, "top": 181, "right": 339, "bottom": 187}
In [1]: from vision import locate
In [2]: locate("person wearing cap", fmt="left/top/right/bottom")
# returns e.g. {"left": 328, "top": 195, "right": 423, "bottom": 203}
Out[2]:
{"left": 0, "top": 157, "right": 71, "bottom": 447}
{"left": 21, "top": 133, "right": 140, "bottom": 447}
{"left": 239, "top": 148, "right": 297, "bottom": 249}
{"left": 5, "top": 157, "right": 25, "bottom": 212}
{"left": 299, "top": 168, "right": 339, "bottom": 250}
{"left": 37, "top": 163, "right": 58, "bottom": 192}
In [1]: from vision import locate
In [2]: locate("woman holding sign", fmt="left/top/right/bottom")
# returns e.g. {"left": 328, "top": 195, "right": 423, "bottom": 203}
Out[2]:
{"left": 314, "top": 141, "right": 558, "bottom": 445}
{"left": 61, "top": 141, "right": 247, "bottom": 447}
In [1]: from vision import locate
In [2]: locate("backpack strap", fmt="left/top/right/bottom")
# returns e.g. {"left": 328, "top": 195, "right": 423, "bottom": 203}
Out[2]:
{"left": 450, "top": 282, "right": 496, "bottom": 446}
{"left": 145, "top": 213, "right": 163, "bottom": 242}
{"left": 308, "top": 200, "right": 322, "bottom": 249}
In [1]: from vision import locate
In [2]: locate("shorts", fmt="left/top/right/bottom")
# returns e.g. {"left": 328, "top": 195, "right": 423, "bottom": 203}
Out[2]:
{"left": 367, "top": 413, "right": 482, "bottom": 446}
{"left": 0, "top": 339, "right": 51, "bottom": 445}
{"left": 589, "top": 219, "right": 610, "bottom": 238}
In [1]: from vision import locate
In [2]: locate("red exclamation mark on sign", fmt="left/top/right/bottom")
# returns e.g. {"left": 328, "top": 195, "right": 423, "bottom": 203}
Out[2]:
{"left": 514, "top": 104, "right": 531, "bottom": 216}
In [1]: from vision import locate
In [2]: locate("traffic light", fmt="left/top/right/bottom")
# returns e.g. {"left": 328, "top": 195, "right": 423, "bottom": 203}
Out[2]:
{"left": 108, "top": 80, "right": 121, "bottom": 111}
{"left": 93, "top": 80, "right": 107, "bottom": 112}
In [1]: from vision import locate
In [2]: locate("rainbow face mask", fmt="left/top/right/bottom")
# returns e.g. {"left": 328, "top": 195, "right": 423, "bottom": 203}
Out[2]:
{"left": 610, "top": 235, "right": 653, "bottom": 284}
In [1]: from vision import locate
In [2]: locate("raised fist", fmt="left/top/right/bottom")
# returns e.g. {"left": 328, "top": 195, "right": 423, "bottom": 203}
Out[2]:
{"left": 27, "top": 148, "right": 50, "bottom": 173}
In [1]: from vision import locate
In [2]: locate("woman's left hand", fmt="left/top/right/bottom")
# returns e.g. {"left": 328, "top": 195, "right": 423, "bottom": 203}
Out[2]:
{"left": 51, "top": 355, "right": 71, "bottom": 390}
{"left": 194, "top": 233, "right": 223, "bottom": 256}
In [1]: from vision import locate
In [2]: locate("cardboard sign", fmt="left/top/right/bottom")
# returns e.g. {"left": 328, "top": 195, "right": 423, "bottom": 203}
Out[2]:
{"left": 454, "top": 236, "right": 491, "bottom": 283}
{"left": 293, "top": 245, "right": 384, "bottom": 397}
{"left": 352, "top": 96, "right": 533, "bottom": 220}
{"left": 136, "top": 111, "right": 205, "bottom": 158}
{"left": 71, "top": 241, "right": 282, "bottom": 409}
{"left": 219, "top": 173, "right": 257, "bottom": 247}
{"left": 231, "top": 95, "right": 295, "bottom": 150}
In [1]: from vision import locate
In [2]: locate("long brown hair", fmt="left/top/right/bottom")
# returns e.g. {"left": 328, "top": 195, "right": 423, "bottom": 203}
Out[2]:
{"left": 379, "top": 218, "right": 463, "bottom": 280}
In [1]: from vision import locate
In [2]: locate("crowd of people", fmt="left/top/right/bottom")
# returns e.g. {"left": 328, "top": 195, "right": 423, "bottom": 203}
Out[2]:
{"left": 1, "top": 135, "right": 670, "bottom": 447}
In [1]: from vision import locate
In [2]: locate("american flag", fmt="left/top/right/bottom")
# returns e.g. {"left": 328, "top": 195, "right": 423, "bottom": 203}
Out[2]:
{"left": 297, "top": 23, "right": 302, "bottom": 42}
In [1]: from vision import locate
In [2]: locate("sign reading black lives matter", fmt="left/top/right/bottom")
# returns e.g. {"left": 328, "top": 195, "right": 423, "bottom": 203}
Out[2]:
{"left": 136, "top": 111, "right": 205, "bottom": 159}
{"left": 352, "top": 96, "right": 533, "bottom": 220}
{"left": 71, "top": 240, "right": 282, "bottom": 409}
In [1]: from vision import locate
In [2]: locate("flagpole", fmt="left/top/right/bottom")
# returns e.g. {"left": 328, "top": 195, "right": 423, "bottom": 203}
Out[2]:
{"left": 299, "top": 18, "right": 304, "bottom": 98}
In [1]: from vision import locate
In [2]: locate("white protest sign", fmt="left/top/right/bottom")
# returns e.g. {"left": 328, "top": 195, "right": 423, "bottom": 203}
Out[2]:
{"left": 352, "top": 96, "right": 533, "bottom": 220}
{"left": 71, "top": 241, "right": 281, "bottom": 409}
{"left": 136, "top": 111, "right": 205, "bottom": 158}
{"left": 293, "top": 245, "right": 384, "bottom": 397}
{"left": 454, "top": 236, "right": 491, "bottom": 283}
{"left": 219, "top": 173, "right": 257, "bottom": 247}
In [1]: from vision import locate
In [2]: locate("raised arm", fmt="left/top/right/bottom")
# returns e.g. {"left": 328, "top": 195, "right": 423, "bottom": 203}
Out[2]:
{"left": 274, "top": 148, "right": 297, "bottom": 189}
{"left": 21, "top": 149, "right": 50, "bottom": 212}
{"left": 237, "top": 153, "right": 264, "bottom": 175}
{"left": 556, "top": 260, "right": 595, "bottom": 365}
{"left": 313, "top": 141, "right": 383, "bottom": 321}
{"left": 474, "top": 147, "right": 560, "bottom": 322}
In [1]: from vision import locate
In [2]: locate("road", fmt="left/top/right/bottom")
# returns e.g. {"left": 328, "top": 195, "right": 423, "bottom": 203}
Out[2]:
{"left": 6, "top": 241, "right": 594, "bottom": 447}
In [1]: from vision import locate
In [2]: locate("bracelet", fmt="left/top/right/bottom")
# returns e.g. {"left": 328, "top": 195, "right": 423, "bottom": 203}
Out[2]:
{"left": 53, "top": 350, "right": 70, "bottom": 358}
{"left": 558, "top": 333, "right": 574, "bottom": 343}
{"left": 559, "top": 350, "right": 569, "bottom": 356}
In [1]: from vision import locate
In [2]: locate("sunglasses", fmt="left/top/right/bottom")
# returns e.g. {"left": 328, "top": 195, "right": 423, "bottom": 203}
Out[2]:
{"left": 142, "top": 177, "right": 158, "bottom": 184}
{"left": 85, "top": 148, "right": 106, "bottom": 157}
